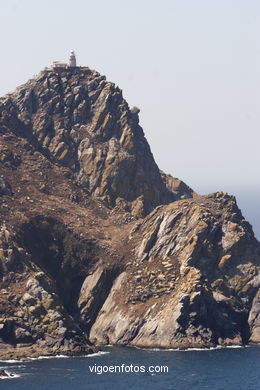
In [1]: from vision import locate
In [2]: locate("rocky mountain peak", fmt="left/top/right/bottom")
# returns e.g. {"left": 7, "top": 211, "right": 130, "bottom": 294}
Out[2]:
{"left": 0, "top": 67, "right": 193, "bottom": 216}
{"left": 0, "top": 66, "right": 259, "bottom": 358}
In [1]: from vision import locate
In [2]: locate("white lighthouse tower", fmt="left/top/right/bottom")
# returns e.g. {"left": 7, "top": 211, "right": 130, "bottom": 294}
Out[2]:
{"left": 69, "top": 50, "right": 77, "bottom": 67}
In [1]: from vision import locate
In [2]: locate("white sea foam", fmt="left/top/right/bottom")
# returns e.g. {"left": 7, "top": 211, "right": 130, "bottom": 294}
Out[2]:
{"left": 0, "top": 354, "right": 70, "bottom": 362}
{"left": 84, "top": 351, "right": 110, "bottom": 358}
{"left": 180, "top": 347, "right": 222, "bottom": 352}
{"left": 168, "top": 345, "right": 245, "bottom": 352}
{"left": 28, "top": 351, "right": 110, "bottom": 360}
{"left": 0, "top": 371, "right": 21, "bottom": 379}
{"left": 0, "top": 351, "right": 109, "bottom": 363}
{"left": 27, "top": 354, "right": 70, "bottom": 361}
{"left": 131, "top": 344, "right": 246, "bottom": 352}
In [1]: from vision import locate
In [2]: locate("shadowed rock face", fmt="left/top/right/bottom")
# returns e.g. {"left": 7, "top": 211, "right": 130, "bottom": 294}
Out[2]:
{"left": 0, "top": 67, "right": 259, "bottom": 358}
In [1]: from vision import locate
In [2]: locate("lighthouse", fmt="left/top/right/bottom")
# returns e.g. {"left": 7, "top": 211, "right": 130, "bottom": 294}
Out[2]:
{"left": 69, "top": 50, "right": 77, "bottom": 67}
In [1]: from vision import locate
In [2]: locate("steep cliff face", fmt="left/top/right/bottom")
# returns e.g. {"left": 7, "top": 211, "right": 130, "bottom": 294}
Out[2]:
{"left": 0, "top": 67, "right": 259, "bottom": 358}
{"left": 87, "top": 193, "right": 260, "bottom": 348}
{"left": 0, "top": 68, "right": 192, "bottom": 217}
{"left": 0, "top": 222, "right": 96, "bottom": 358}
{"left": 248, "top": 285, "right": 260, "bottom": 342}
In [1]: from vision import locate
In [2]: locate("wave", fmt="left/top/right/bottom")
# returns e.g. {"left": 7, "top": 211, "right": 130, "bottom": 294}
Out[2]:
{"left": 180, "top": 346, "right": 223, "bottom": 352}
{"left": 28, "top": 351, "right": 110, "bottom": 360}
{"left": 84, "top": 351, "right": 110, "bottom": 357}
{"left": 0, "top": 371, "right": 21, "bottom": 380}
{"left": 27, "top": 354, "right": 70, "bottom": 361}
{"left": 0, "top": 350, "right": 109, "bottom": 364}
{"left": 130, "top": 344, "right": 247, "bottom": 352}
{"left": 0, "top": 354, "right": 70, "bottom": 363}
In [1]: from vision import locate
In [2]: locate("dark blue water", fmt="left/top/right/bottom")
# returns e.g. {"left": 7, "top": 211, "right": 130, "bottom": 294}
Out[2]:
{"left": 0, "top": 346, "right": 259, "bottom": 390}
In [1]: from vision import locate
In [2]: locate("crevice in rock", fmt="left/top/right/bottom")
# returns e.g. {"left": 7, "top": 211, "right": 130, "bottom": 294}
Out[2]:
{"left": 17, "top": 216, "right": 100, "bottom": 317}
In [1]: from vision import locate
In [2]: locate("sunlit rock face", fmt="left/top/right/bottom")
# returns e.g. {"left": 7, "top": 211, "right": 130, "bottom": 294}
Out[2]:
{"left": 0, "top": 67, "right": 259, "bottom": 359}
{"left": 0, "top": 67, "right": 193, "bottom": 217}
{"left": 88, "top": 192, "right": 260, "bottom": 348}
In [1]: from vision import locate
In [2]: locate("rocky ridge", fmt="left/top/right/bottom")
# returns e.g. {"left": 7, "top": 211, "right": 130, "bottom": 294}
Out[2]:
{"left": 0, "top": 66, "right": 259, "bottom": 359}
{"left": 0, "top": 67, "right": 193, "bottom": 217}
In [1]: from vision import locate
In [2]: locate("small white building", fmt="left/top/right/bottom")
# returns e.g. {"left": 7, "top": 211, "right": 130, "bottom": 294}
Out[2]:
{"left": 69, "top": 50, "right": 77, "bottom": 67}
{"left": 51, "top": 61, "right": 68, "bottom": 69}
{"left": 49, "top": 51, "right": 77, "bottom": 70}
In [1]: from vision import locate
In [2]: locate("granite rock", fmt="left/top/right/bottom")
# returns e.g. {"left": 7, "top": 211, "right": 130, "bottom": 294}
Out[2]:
{"left": 0, "top": 66, "right": 259, "bottom": 359}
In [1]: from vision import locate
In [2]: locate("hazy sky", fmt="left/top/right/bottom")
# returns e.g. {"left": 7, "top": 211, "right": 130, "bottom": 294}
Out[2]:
{"left": 1, "top": 0, "right": 259, "bottom": 238}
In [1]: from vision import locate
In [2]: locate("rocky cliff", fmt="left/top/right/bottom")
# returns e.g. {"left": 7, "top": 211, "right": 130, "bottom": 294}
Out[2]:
{"left": 0, "top": 68, "right": 193, "bottom": 217}
{"left": 0, "top": 67, "right": 259, "bottom": 359}
{"left": 89, "top": 193, "right": 260, "bottom": 348}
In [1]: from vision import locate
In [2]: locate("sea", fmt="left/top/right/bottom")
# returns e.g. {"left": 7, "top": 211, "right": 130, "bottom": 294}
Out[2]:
{"left": 0, "top": 345, "right": 259, "bottom": 390}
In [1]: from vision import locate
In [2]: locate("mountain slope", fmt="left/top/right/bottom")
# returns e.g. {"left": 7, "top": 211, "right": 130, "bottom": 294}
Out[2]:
{"left": 89, "top": 193, "right": 260, "bottom": 348}
{"left": 0, "top": 67, "right": 259, "bottom": 358}
{"left": 0, "top": 67, "right": 193, "bottom": 217}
